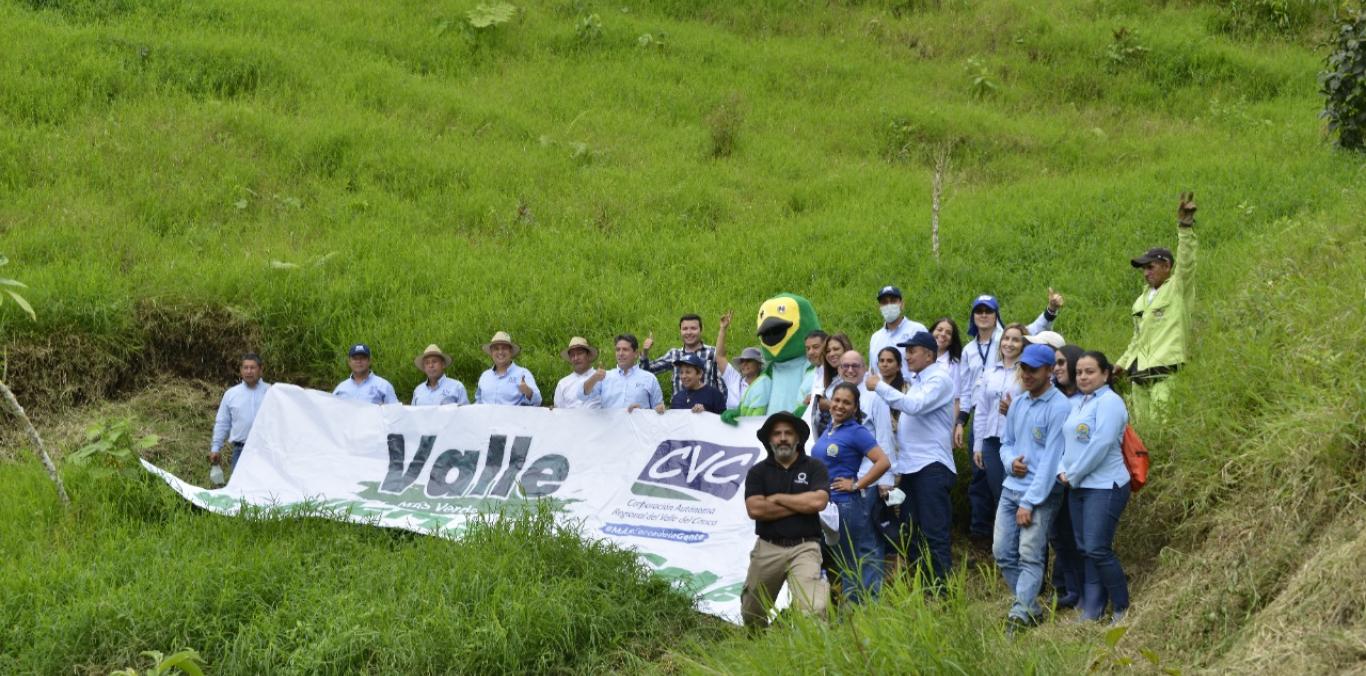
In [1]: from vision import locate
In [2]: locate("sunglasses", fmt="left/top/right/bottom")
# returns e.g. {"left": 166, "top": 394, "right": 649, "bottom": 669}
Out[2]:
{"left": 972, "top": 307, "right": 996, "bottom": 315}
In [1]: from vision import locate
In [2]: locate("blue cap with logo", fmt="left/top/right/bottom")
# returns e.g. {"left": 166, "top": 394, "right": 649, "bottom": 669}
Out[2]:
{"left": 1019, "top": 343, "right": 1056, "bottom": 369}
{"left": 674, "top": 353, "right": 707, "bottom": 371}
{"left": 896, "top": 331, "right": 938, "bottom": 354}
{"left": 877, "top": 285, "right": 903, "bottom": 301}
{"left": 347, "top": 343, "right": 372, "bottom": 358}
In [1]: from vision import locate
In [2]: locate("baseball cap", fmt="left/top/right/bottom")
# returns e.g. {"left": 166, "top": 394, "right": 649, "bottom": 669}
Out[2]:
{"left": 1131, "top": 247, "right": 1174, "bottom": 268}
{"left": 674, "top": 353, "right": 707, "bottom": 371}
{"left": 1019, "top": 343, "right": 1056, "bottom": 369}
{"left": 1025, "top": 330, "right": 1065, "bottom": 349}
{"left": 896, "top": 331, "right": 938, "bottom": 354}
{"left": 347, "top": 343, "right": 372, "bottom": 358}
{"left": 970, "top": 294, "right": 1000, "bottom": 313}
{"left": 877, "top": 285, "right": 903, "bottom": 301}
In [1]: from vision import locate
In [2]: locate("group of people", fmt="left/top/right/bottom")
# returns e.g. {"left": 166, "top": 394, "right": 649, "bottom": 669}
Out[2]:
{"left": 208, "top": 194, "right": 1199, "bottom": 634}
{"left": 739, "top": 194, "right": 1197, "bottom": 631}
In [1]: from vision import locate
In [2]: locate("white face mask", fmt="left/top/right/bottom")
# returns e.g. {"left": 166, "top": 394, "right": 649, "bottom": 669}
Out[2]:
{"left": 880, "top": 303, "right": 902, "bottom": 324}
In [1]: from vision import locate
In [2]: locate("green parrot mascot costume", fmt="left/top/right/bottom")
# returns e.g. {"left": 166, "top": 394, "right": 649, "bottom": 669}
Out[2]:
{"left": 720, "top": 293, "right": 821, "bottom": 425}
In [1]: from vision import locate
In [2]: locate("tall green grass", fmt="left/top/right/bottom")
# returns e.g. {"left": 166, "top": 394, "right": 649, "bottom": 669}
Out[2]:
{"left": 0, "top": 462, "right": 714, "bottom": 674}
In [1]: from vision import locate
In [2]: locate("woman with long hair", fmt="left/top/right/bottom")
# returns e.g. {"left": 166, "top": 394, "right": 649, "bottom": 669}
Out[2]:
{"left": 1048, "top": 344, "right": 1087, "bottom": 608}
{"left": 969, "top": 322, "right": 1027, "bottom": 514}
{"left": 1058, "top": 351, "right": 1131, "bottom": 624}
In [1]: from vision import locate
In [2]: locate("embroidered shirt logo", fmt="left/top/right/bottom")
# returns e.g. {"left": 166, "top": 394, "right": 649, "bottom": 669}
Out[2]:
{"left": 1075, "top": 423, "right": 1091, "bottom": 443}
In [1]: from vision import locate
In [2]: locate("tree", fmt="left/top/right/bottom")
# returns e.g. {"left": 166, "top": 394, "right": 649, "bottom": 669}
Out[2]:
{"left": 0, "top": 256, "right": 69, "bottom": 507}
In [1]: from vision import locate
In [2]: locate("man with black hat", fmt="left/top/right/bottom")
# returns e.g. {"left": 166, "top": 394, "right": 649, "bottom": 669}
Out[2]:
{"left": 1118, "top": 192, "right": 1198, "bottom": 422}
{"left": 333, "top": 343, "right": 399, "bottom": 404}
{"left": 741, "top": 411, "right": 831, "bottom": 628}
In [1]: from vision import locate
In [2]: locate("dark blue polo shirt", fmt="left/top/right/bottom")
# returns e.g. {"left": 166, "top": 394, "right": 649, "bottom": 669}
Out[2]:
{"left": 671, "top": 384, "right": 727, "bottom": 414}
{"left": 811, "top": 419, "right": 877, "bottom": 504}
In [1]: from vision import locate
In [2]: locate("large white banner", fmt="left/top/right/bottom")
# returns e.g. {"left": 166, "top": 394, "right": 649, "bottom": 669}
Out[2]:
{"left": 142, "top": 384, "right": 774, "bottom": 622}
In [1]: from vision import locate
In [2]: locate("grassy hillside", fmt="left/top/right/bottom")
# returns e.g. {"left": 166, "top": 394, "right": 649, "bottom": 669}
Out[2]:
{"left": 1, "top": 0, "right": 1362, "bottom": 673}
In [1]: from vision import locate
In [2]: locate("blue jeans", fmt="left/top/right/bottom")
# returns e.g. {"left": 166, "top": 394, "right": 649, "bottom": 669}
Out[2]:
{"left": 230, "top": 441, "right": 245, "bottom": 468}
{"left": 966, "top": 427, "right": 995, "bottom": 538}
{"left": 833, "top": 489, "right": 883, "bottom": 602}
{"left": 1069, "top": 483, "right": 1131, "bottom": 620}
{"left": 980, "top": 436, "right": 1006, "bottom": 513}
{"left": 1049, "top": 485, "right": 1084, "bottom": 605}
{"left": 993, "top": 486, "right": 1063, "bottom": 621}
{"left": 898, "top": 462, "right": 955, "bottom": 587}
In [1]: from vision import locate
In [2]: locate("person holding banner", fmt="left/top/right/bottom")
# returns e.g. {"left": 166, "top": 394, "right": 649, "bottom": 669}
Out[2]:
{"left": 333, "top": 344, "right": 399, "bottom": 405}
{"left": 553, "top": 337, "right": 601, "bottom": 409}
{"left": 581, "top": 334, "right": 665, "bottom": 413}
{"left": 475, "top": 332, "right": 541, "bottom": 406}
{"left": 410, "top": 344, "right": 468, "bottom": 406}
{"left": 209, "top": 352, "right": 270, "bottom": 469}
{"left": 670, "top": 353, "right": 726, "bottom": 414}
{"left": 742, "top": 411, "right": 831, "bottom": 628}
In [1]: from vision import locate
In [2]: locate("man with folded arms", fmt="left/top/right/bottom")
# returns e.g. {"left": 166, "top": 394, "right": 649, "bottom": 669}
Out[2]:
{"left": 741, "top": 411, "right": 830, "bottom": 629}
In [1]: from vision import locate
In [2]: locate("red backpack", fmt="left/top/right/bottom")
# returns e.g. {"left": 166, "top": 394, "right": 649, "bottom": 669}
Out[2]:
{"left": 1121, "top": 424, "right": 1149, "bottom": 492}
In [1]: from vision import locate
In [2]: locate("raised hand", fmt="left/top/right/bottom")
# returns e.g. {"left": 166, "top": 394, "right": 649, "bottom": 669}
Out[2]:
{"left": 865, "top": 373, "right": 880, "bottom": 391}
{"left": 517, "top": 376, "right": 533, "bottom": 399}
{"left": 643, "top": 331, "right": 655, "bottom": 352}
{"left": 587, "top": 368, "right": 607, "bottom": 385}
{"left": 1177, "top": 191, "right": 1197, "bottom": 227}
{"left": 999, "top": 392, "right": 1013, "bottom": 416}
{"left": 1047, "top": 287, "right": 1064, "bottom": 313}
{"left": 720, "top": 310, "right": 732, "bottom": 330}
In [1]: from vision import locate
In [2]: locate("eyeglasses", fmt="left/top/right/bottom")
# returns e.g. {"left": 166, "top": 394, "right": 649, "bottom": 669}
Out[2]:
{"left": 972, "top": 307, "right": 996, "bottom": 315}
{"left": 838, "top": 364, "right": 861, "bottom": 371}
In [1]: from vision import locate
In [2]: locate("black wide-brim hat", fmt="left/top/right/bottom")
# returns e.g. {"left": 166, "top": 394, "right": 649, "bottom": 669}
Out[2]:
{"left": 756, "top": 411, "right": 811, "bottom": 451}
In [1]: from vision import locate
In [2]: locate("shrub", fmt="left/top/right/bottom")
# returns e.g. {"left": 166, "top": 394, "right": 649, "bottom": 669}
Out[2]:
{"left": 1320, "top": 8, "right": 1366, "bottom": 150}
{"left": 706, "top": 93, "right": 744, "bottom": 158}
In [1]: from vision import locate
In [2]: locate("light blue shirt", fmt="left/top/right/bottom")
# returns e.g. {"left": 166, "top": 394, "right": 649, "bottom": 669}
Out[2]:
{"left": 959, "top": 311, "right": 1054, "bottom": 412}
{"left": 411, "top": 375, "right": 469, "bottom": 406}
{"left": 475, "top": 363, "right": 542, "bottom": 406}
{"left": 869, "top": 316, "right": 929, "bottom": 381}
{"left": 999, "top": 385, "right": 1073, "bottom": 510}
{"left": 583, "top": 365, "right": 663, "bottom": 409}
{"left": 333, "top": 373, "right": 398, "bottom": 405}
{"left": 1058, "top": 385, "right": 1130, "bottom": 489}
{"left": 211, "top": 381, "right": 270, "bottom": 452}
{"left": 873, "top": 362, "right": 956, "bottom": 475}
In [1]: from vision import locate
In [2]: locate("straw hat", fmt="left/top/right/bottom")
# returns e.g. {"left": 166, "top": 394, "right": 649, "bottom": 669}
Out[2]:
{"left": 481, "top": 331, "right": 521, "bottom": 358}
{"left": 414, "top": 344, "right": 453, "bottom": 371}
{"left": 560, "top": 336, "right": 598, "bottom": 362}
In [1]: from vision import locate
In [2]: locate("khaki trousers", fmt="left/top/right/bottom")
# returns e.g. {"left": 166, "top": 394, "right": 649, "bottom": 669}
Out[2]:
{"left": 740, "top": 539, "right": 828, "bottom": 628}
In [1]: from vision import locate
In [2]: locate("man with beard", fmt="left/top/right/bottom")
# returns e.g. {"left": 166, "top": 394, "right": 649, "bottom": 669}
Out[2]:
{"left": 741, "top": 411, "right": 831, "bottom": 629}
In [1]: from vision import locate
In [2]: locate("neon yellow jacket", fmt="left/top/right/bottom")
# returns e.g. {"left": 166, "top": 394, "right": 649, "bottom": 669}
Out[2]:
{"left": 1118, "top": 227, "right": 1197, "bottom": 372}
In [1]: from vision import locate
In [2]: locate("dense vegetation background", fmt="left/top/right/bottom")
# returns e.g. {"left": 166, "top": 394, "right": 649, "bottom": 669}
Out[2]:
{"left": 1, "top": 0, "right": 1362, "bottom": 673}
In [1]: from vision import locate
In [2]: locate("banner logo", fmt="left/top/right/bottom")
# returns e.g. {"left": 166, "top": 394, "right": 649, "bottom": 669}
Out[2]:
{"left": 631, "top": 440, "right": 761, "bottom": 501}
{"left": 378, "top": 433, "right": 569, "bottom": 500}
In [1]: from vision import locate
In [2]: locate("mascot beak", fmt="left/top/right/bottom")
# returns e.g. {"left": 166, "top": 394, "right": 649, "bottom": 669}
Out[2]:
{"left": 757, "top": 316, "right": 793, "bottom": 347}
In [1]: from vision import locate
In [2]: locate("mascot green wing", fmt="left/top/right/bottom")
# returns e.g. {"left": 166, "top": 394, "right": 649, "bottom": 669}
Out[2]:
{"left": 721, "top": 293, "right": 820, "bottom": 425}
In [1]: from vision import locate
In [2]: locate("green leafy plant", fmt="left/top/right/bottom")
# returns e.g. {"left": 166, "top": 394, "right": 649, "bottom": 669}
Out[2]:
{"left": 1320, "top": 8, "right": 1366, "bottom": 150}
{"left": 636, "top": 32, "right": 667, "bottom": 49}
{"left": 575, "top": 13, "right": 603, "bottom": 46}
{"left": 68, "top": 417, "right": 159, "bottom": 478}
{"left": 1105, "top": 27, "right": 1149, "bottom": 70}
{"left": 467, "top": 2, "right": 517, "bottom": 29}
{"left": 0, "top": 255, "right": 35, "bottom": 321}
{"left": 966, "top": 56, "right": 1000, "bottom": 99}
{"left": 110, "top": 648, "right": 206, "bottom": 676}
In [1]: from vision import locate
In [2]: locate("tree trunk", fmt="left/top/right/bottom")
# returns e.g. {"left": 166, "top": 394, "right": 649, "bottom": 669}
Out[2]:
{"left": 931, "top": 143, "right": 951, "bottom": 262}
{"left": 0, "top": 380, "right": 70, "bottom": 507}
